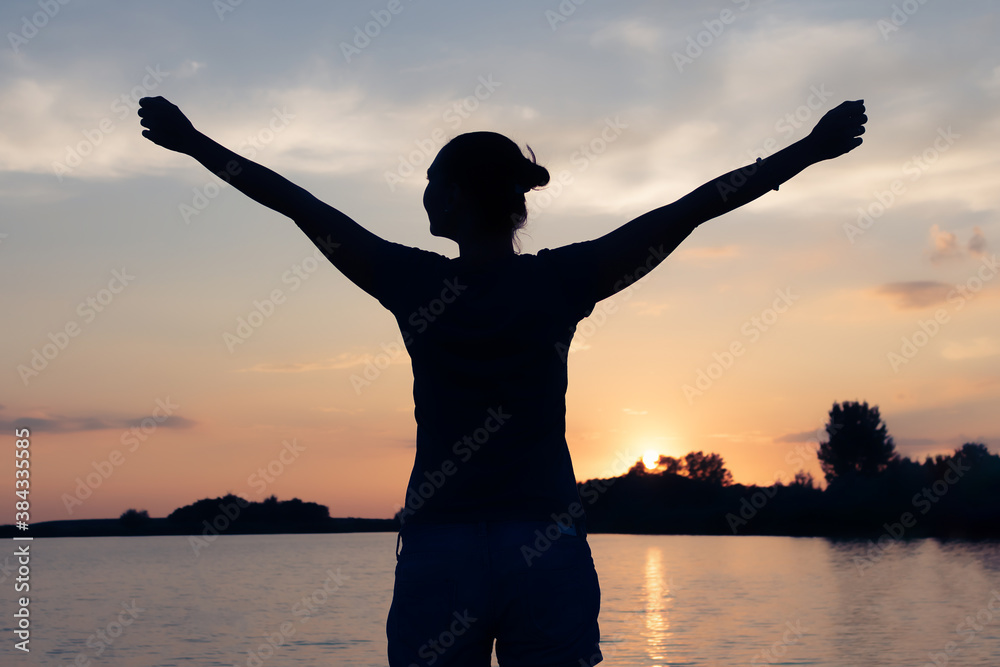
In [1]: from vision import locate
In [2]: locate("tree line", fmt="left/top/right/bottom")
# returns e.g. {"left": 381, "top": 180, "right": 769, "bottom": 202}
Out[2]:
{"left": 580, "top": 401, "right": 999, "bottom": 538}
{"left": 112, "top": 401, "right": 996, "bottom": 539}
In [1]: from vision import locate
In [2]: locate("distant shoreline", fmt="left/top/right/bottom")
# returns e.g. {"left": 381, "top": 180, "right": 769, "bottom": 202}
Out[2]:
{"left": 4, "top": 517, "right": 999, "bottom": 540}
{"left": 0, "top": 517, "right": 398, "bottom": 538}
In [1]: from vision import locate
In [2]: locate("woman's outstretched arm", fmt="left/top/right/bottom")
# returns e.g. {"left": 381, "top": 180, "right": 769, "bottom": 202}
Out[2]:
{"left": 583, "top": 100, "right": 867, "bottom": 302}
{"left": 138, "top": 96, "right": 392, "bottom": 296}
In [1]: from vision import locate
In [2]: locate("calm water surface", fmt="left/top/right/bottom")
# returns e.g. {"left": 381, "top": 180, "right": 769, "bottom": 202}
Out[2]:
{"left": 5, "top": 533, "right": 1000, "bottom": 666}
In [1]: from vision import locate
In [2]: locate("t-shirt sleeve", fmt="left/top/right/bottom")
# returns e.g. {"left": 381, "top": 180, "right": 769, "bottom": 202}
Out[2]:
{"left": 536, "top": 239, "right": 603, "bottom": 323}
{"left": 366, "top": 241, "right": 450, "bottom": 315}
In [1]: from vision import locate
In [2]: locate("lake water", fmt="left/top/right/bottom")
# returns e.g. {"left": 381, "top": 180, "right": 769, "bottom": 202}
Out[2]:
{"left": 5, "top": 533, "right": 1000, "bottom": 666}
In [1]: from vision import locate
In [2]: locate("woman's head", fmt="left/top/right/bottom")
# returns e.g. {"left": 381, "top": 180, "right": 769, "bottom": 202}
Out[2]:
{"left": 424, "top": 131, "right": 549, "bottom": 249}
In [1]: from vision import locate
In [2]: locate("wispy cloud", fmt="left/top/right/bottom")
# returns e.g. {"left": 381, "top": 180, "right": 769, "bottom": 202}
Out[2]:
{"left": 0, "top": 413, "right": 195, "bottom": 434}
{"left": 942, "top": 337, "right": 1000, "bottom": 361}
{"left": 675, "top": 244, "right": 741, "bottom": 260}
{"left": 875, "top": 281, "right": 952, "bottom": 309}
{"left": 969, "top": 226, "right": 988, "bottom": 257}
{"left": 629, "top": 300, "right": 670, "bottom": 316}
{"left": 590, "top": 18, "right": 663, "bottom": 55}
{"left": 238, "top": 351, "right": 404, "bottom": 373}
{"left": 928, "top": 224, "right": 989, "bottom": 263}
{"left": 775, "top": 429, "right": 823, "bottom": 444}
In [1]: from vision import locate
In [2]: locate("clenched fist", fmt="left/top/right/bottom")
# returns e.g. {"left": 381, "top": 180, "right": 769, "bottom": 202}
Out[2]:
{"left": 804, "top": 100, "right": 867, "bottom": 162}
{"left": 138, "top": 96, "right": 199, "bottom": 154}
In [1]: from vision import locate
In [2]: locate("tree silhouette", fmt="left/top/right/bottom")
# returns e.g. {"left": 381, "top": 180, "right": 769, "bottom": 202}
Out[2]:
{"left": 791, "top": 470, "right": 816, "bottom": 489}
{"left": 626, "top": 460, "right": 648, "bottom": 476}
{"left": 683, "top": 451, "right": 734, "bottom": 486}
{"left": 955, "top": 442, "right": 991, "bottom": 465}
{"left": 656, "top": 455, "right": 685, "bottom": 475}
{"left": 817, "top": 401, "right": 896, "bottom": 483}
{"left": 119, "top": 508, "right": 150, "bottom": 528}
{"left": 625, "top": 452, "right": 731, "bottom": 484}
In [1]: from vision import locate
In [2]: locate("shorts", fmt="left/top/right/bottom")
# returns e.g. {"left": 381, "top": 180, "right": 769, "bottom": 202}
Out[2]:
{"left": 386, "top": 519, "right": 603, "bottom": 667}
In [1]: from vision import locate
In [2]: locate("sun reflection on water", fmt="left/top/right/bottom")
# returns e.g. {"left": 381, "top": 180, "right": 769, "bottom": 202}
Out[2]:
{"left": 643, "top": 545, "right": 674, "bottom": 666}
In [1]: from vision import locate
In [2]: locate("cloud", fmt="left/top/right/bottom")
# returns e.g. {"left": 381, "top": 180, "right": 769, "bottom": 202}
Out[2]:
{"left": 622, "top": 408, "right": 648, "bottom": 415}
{"left": 775, "top": 429, "right": 824, "bottom": 444}
{"left": 0, "top": 413, "right": 196, "bottom": 434}
{"left": 629, "top": 300, "right": 670, "bottom": 316}
{"left": 124, "top": 415, "right": 196, "bottom": 430}
{"left": 238, "top": 351, "right": 404, "bottom": 373}
{"left": 893, "top": 437, "right": 946, "bottom": 459}
{"left": 675, "top": 245, "right": 741, "bottom": 260}
{"left": 875, "top": 281, "right": 952, "bottom": 309}
{"left": 320, "top": 407, "right": 365, "bottom": 414}
{"left": 928, "top": 224, "right": 961, "bottom": 262}
{"left": 590, "top": 19, "right": 663, "bottom": 55}
{"left": 969, "top": 226, "right": 988, "bottom": 257}
{"left": 941, "top": 337, "right": 1000, "bottom": 361}
{"left": 928, "top": 224, "right": 989, "bottom": 263}
{"left": 174, "top": 60, "right": 205, "bottom": 79}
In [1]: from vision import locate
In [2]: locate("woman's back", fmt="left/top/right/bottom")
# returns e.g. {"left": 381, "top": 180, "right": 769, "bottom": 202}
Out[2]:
{"left": 373, "top": 240, "right": 601, "bottom": 528}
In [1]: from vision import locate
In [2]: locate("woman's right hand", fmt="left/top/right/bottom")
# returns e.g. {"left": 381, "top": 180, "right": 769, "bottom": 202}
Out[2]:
{"left": 138, "top": 96, "right": 199, "bottom": 154}
{"left": 803, "top": 99, "right": 867, "bottom": 162}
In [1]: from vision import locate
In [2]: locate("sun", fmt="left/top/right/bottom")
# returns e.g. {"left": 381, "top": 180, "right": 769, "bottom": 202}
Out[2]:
{"left": 642, "top": 449, "right": 660, "bottom": 471}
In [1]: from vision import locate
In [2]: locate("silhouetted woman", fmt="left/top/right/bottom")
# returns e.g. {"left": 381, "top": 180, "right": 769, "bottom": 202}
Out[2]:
{"left": 139, "top": 96, "right": 865, "bottom": 666}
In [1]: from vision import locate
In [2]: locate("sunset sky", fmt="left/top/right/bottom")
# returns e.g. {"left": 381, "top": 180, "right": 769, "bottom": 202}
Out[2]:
{"left": 2, "top": 0, "right": 998, "bottom": 523}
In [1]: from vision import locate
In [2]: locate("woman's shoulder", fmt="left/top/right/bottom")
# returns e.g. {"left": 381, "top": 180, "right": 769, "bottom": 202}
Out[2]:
{"left": 368, "top": 242, "right": 453, "bottom": 312}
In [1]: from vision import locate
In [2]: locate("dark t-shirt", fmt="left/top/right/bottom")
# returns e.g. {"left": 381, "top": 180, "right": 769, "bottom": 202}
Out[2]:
{"left": 369, "top": 240, "right": 602, "bottom": 528}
